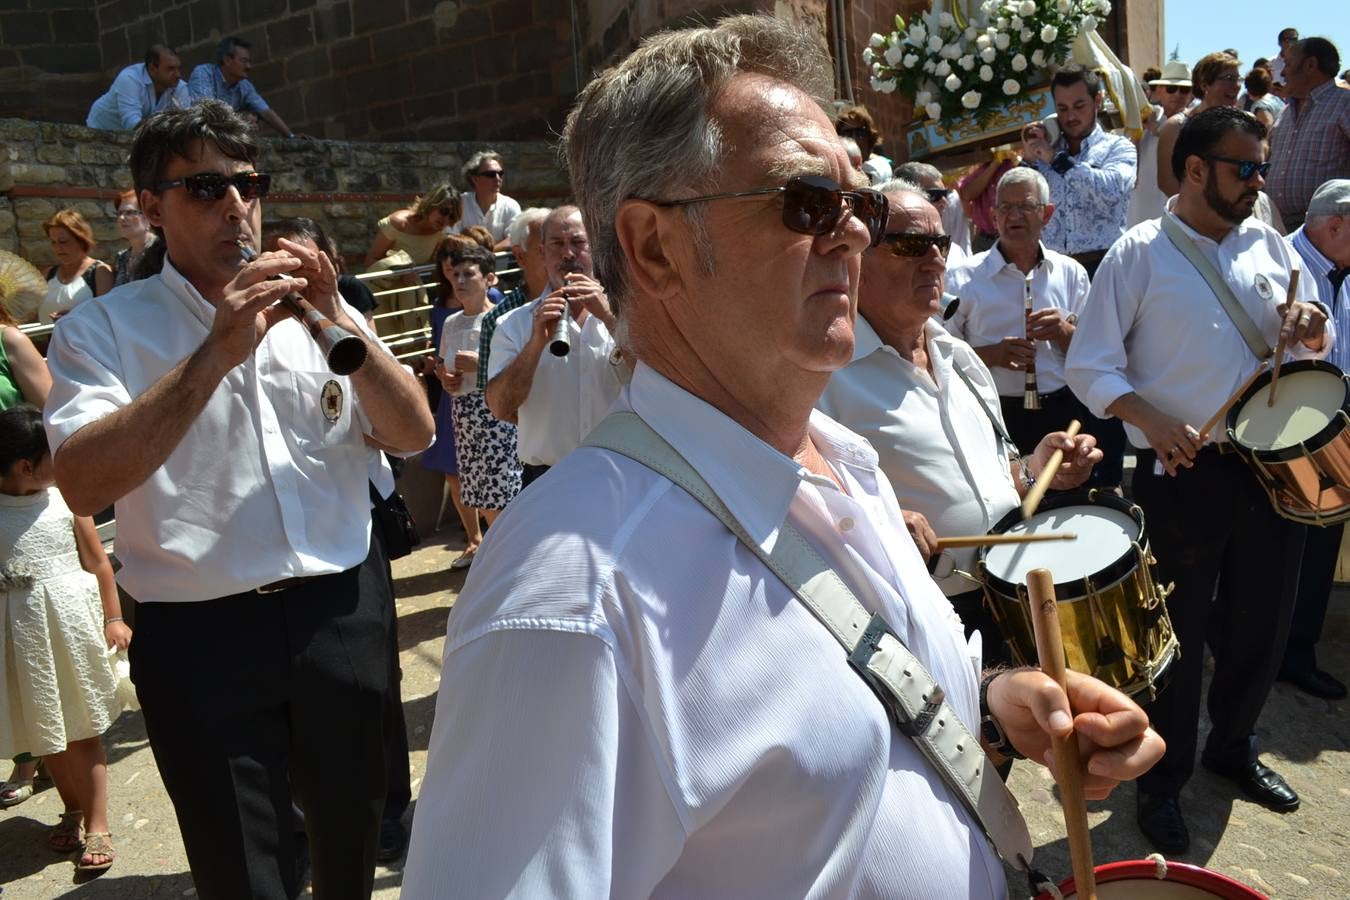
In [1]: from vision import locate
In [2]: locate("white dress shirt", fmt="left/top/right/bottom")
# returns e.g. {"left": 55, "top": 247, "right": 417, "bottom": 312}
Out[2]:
{"left": 455, "top": 192, "right": 522, "bottom": 243}
{"left": 402, "top": 363, "right": 1005, "bottom": 899}
{"left": 488, "top": 297, "right": 624, "bottom": 466}
{"left": 43, "top": 259, "right": 407, "bottom": 604}
{"left": 1290, "top": 226, "right": 1350, "bottom": 372}
{"left": 818, "top": 317, "right": 1020, "bottom": 596}
{"left": 947, "top": 243, "right": 1090, "bottom": 397}
{"left": 1066, "top": 201, "right": 1330, "bottom": 449}
{"left": 86, "top": 63, "right": 191, "bottom": 130}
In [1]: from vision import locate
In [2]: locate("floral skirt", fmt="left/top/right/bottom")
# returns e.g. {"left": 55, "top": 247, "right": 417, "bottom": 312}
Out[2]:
{"left": 450, "top": 391, "right": 522, "bottom": 510}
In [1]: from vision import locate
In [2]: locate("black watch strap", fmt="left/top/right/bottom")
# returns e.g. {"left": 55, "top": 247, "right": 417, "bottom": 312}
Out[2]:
{"left": 979, "top": 668, "right": 1026, "bottom": 760}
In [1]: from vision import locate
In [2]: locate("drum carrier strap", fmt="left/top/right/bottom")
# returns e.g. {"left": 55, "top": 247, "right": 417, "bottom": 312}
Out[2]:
{"left": 583, "top": 411, "right": 1036, "bottom": 870}
{"left": 1161, "top": 214, "right": 1272, "bottom": 361}
{"left": 950, "top": 357, "right": 1019, "bottom": 456}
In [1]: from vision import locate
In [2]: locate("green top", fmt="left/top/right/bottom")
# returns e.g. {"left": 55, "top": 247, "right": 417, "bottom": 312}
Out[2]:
{"left": 0, "top": 328, "right": 26, "bottom": 411}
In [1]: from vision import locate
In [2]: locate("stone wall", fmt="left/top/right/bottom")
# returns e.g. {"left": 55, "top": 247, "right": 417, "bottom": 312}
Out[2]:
{"left": 0, "top": 0, "right": 109, "bottom": 125}
{"left": 0, "top": 117, "right": 569, "bottom": 269}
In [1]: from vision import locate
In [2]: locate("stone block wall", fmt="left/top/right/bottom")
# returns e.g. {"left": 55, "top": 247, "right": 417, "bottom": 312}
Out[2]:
{"left": 0, "top": 0, "right": 109, "bottom": 125}
{"left": 0, "top": 117, "right": 569, "bottom": 269}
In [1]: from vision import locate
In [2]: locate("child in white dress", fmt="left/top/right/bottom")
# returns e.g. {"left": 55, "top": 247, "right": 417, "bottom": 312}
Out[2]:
{"left": 0, "top": 405, "right": 129, "bottom": 872}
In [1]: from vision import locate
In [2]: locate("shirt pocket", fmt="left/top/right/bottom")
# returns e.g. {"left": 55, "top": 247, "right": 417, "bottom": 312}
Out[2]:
{"left": 281, "top": 370, "right": 357, "bottom": 455}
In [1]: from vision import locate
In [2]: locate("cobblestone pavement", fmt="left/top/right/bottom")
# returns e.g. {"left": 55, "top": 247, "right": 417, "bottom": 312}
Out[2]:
{"left": 2, "top": 527, "right": 1347, "bottom": 898}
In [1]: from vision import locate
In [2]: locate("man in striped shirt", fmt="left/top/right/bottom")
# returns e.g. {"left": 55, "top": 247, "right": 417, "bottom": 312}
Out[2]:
{"left": 1283, "top": 179, "right": 1350, "bottom": 700}
{"left": 1268, "top": 38, "right": 1350, "bottom": 230}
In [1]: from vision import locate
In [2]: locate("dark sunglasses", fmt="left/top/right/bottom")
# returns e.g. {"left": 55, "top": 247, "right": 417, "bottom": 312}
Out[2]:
{"left": 878, "top": 232, "right": 951, "bottom": 258}
{"left": 475, "top": 170, "right": 505, "bottom": 179}
{"left": 924, "top": 188, "right": 950, "bottom": 204}
{"left": 1205, "top": 155, "right": 1271, "bottom": 180}
{"left": 1161, "top": 85, "right": 1189, "bottom": 94}
{"left": 655, "top": 175, "right": 889, "bottom": 247}
{"left": 154, "top": 171, "right": 271, "bottom": 201}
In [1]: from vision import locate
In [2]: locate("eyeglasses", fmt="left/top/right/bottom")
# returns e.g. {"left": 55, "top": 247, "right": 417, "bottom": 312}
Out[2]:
{"left": 115, "top": 209, "right": 144, "bottom": 220}
{"left": 1161, "top": 85, "right": 1190, "bottom": 94}
{"left": 1205, "top": 156, "right": 1270, "bottom": 180}
{"left": 924, "top": 188, "right": 950, "bottom": 204}
{"left": 153, "top": 171, "right": 271, "bottom": 201}
{"left": 995, "top": 201, "right": 1045, "bottom": 215}
{"left": 877, "top": 232, "right": 952, "bottom": 258}
{"left": 1212, "top": 73, "right": 1242, "bottom": 84}
{"left": 475, "top": 170, "right": 505, "bottom": 180}
{"left": 654, "top": 175, "right": 889, "bottom": 247}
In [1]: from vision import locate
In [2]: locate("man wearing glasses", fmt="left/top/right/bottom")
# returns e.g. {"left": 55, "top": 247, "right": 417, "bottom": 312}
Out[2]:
{"left": 41, "top": 100, "right": 433, "bottom": 899}
{"left": 817, "top": 179, "right": 1098, "bottom": 663}
{"left": 1067, "top": 107, "right": 1329, "bottom": 855}
{"left": 455, "top": 150, "right": 521, "bottom": 249}
{"left": 405, "top": 15, "right": 1160, "bottom": 898}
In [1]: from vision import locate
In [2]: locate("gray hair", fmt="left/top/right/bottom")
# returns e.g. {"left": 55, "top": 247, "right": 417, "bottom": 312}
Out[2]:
{"left": 894, "top": 161, "right": 943, "bottom": 186}
{"left": 561, "top": 14, "right": 833, "bottom": 318}
{"left": 996, "top": 166, "right": 1051, "bottom": 205}
{"left": 507, "top": 207, "right": 551, "bottom": 252}
{"left": 541, "top": 205, "right": 581, "bottom": 244}
{"left": 874, "top": 177, "right": 927, "bottom": 204}
{"left": 462, "top": 150, "right": 504, "bottom": 189}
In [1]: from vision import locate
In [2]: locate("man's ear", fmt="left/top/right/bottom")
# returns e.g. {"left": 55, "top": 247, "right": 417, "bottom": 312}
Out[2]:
{"left": 139, "top": 188, "right": 164, "bottom": 228}
{"left": 615, "top": 199, "right": 682, "bottom": 300}
{"left": 1042, "top": 202, "right": 1056, "bottom": 226}
{"left": 1182, "top": 153, "right": 1207, "bottom": 188}
{"left": 485, "top": 270, "right": 498, "bottom": 287}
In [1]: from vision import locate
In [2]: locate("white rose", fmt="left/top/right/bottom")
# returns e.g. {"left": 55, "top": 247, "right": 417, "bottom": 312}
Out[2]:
{"left": 1021, "top": 27, "right": 1035, "bottom": 42}
{"left": 943, "top": 43, "right": 964, "bottom": 60}
{"left": 1096, "top": 0, "right": 1112, "bottom": 14}
{"left": 996, "top": 16, "right": 1008, "bottom": 28}
{"left": 877, "top": 78, "right": 897, "bottom": 94}
{"left": 916, "top": 89, "right": 932, "bottom": 105}
{"left": 863, "top": 48, "right": 875, "bottom": 65}
{"left": 995, "top": 32, "right": 1011, "bottom": 50}
{"left": 923, "top": 60, "right": 937, "bottom": 73}
{"left": 1010, "top": 15, "right": 1023, "bottom": 31}
{"left": 1031, "top": 48, "right": 1046, "bottom": 66}
{"left": 961, "top": 90, "right": 982, "bottom": 109}
{"left": 939, "top": 12, "right": 955, "bottom": 27}
{"left": 935, "top": 59, "right": 952, "bottom": 76}
{"left": 928, "top": 34, "right": 944, "bottom": 52}
{"left": 870, "top": 75, "right": 886, "bottom": 91}
{"left": 871, "top": 61, "right": 882, "bottom": 76}
{"left": 965, "top": 27, "right": 978, "bottom": 41}
{"left": 1012, "top": 53, "right": 1028, "bottom": 71}
{"left": 885, "top": 44, "right": 904, "bottom": 66}
{"left": 980, "top": 46, "right": 997, "bottom": 63}
{"left": 904, "top": 53, "right": 920, "bottom": 68}
{"left": 959, "top": 54, "right": 976, "bottom": 71}
{"left": 1041, "top": 24, "right": 1058, "bottom": 42}
{"left": 1082, "top": 14, "right": 1098, "bottom": 31}
{"left": 1020, "top": 0, "right": 1037, "bottom": 15}
{"left": 1003, "top": 78, "right": 1021, "bottom": 95}
{"left": 976, "top": 34, "right": 992, "bottom": 50}
{"left": 926, "top": 101, "right": 943, "bottom": 120}
{"left": 1056, "top": 0, "right": 1071, "bottom": 11}
{"left": 909, "top": 24, "right": 926, "bottom": 43}
{"left": 869, "top": 32, "right": 885, "bottom": 48}
{"left": 946, "top": 73, "right": 963, "bottom": 92}
{"left": 980, "top": 64, "right": 994, "bottom": 81}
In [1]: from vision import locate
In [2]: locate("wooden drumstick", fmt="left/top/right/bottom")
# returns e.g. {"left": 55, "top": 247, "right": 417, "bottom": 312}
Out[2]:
{"left": 1020, "top": 419, "right": 1081, "bottom": 519}
{"left": 1267, "top": 268, "right": 1301, "bottom": 408}
{"left": 1027, "top": 568, "right": 1097, "bottom": 900}
{"left": 1198, "top": 363, "right": 1269, "bottom": 440}
{"left": 934, "top": 533, "right": 1078, "bottom": 550}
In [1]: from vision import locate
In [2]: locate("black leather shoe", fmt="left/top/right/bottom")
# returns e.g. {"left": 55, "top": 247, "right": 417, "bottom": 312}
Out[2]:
{"left": 376, "top": 817, "right": 407, "bottom": 863}
{"left": 1137, "top": 793, "right": 1189, "bottom": 854}
{"left": 1280, "top": 668, "right": 1348, "bottom": 701}
{"left": 1201, "top": 757, "right": 1300, "bottom": 811}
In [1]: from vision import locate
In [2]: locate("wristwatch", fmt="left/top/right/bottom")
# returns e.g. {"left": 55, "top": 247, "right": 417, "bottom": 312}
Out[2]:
{"left": 1050, "top": 150, "right": 1074, "bottom": 175}
{"left": 979, "top": 669, "right": 1026, "bottom": 760}
{"left": 1065, "top": 313, "right": 1079, "bottom": 327}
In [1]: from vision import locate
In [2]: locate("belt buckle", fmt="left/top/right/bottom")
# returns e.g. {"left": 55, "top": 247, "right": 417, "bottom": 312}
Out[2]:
{"left": 847, "top": 613, "right": 944, "bottom": 737}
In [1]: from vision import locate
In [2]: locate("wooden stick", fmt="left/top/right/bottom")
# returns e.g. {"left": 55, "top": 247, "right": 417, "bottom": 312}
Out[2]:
{"left": 1268, "top": 268, "right": 1301, "bottom": 408}
{"left": 1020, "top": 419, "right": 1081, "bottom": 519}
{"left": 934, "top": 533, "right": 1078, "bottom": 551}
{"left": 1027, "top": 568, "right": 1097, "bottom": 900}
{"left": 1198, "top": 362, "right": 1269, "bottom": 440}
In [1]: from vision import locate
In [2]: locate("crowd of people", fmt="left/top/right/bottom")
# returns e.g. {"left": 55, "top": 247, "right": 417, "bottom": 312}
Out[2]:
{"left": 0, "top": 12, "right": 1347, "bottom": 899}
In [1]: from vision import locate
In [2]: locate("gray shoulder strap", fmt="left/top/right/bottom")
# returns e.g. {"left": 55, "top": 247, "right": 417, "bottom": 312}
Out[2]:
{"left": 583, "top": 411, "right": 1033, "bottom": 868}
{"left": 1161, "top": 214, "right": 1272, "bottom": 360}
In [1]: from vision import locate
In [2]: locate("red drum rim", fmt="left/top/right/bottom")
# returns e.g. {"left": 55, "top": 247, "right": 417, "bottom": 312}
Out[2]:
{"left": 1035, "top": 859, "right": 1266, "bottom": 898}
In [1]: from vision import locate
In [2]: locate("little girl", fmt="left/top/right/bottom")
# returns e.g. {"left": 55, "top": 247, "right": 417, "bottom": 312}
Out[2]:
{"left": 0, "top": 405, "right": 128, "bottom": 873}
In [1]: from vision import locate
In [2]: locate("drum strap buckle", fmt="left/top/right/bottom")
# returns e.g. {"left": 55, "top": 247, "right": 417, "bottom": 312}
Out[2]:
{"left": 848, "top": 614, "right": 945, "bottom": 737}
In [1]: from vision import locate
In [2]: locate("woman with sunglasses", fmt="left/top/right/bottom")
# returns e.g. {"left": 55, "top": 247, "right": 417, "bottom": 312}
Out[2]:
{"left": 362, "top": 183, "right": 462, "bottom": 270}
{"left": 111, "top": 190, "right": 157, "bottom": 287}
{"left": 39, "top": 210, "right": 113, "bottom": 324}
{"left": 454, "top": 151, "right": 520, "bottom": 250}
{"left": 1156, "top": 52, "right": 1241, "bottom": 197}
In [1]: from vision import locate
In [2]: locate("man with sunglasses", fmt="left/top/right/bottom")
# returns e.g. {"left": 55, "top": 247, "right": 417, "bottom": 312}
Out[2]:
{"left": 1267, "top": 37, "right": 1350, "bottom": 230}
{"left": 895, "top": 161, "right": 972, "bottom": 264}
{"left": 41, "top": 101, "right": 434, "bottom": 899}
{"left": 405, "top": 15, "right": 1161, "bottom": 898}
{"left": 818, "top": 178, "right": 1099, "bottom": 661}
{"left": 455, "top": 150, "right": 521, "bottom": 249}
{"left": 1131, "top": 61, "right": 1194, "bottom": 228}
{"left": 1067, "top": 106, "right": 1330, "bottom": 855}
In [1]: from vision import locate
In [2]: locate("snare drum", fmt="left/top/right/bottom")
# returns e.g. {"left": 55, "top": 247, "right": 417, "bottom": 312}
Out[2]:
{"left": 977, "top": 491, "right": 1178, "bottom": 700}
{"left": 1227, "top": 359, "right": 1350, "bottom": 526}
{"left": 1035, "top": 859, "right": 1266, "bottom": 898}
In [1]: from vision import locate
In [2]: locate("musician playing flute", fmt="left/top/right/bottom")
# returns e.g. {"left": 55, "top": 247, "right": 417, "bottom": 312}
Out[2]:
{"left": 818, "top": 181, "right": 1100, "bottom": 665}
{"left": 42, "top": 101, "right": 433, "bottom": 899}
{"left": 946, "top": 166, "right": 1127, "bottom": 488}
{"left": 1066, "top": 107, "right": 1329, "bottom": 856}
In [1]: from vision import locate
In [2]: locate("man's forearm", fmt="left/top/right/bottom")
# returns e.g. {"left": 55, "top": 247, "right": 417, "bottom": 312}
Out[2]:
{"left": 54, "top": 344, "right": 233, "bottom": 515}
{"left": 486, "top": 342, "right": 544, "bottom": 422}
{"left": 346, "top": 326, "right": 434, "bottom": 452}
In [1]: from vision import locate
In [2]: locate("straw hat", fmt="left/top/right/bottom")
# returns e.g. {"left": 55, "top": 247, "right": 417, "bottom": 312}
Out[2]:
{"left": 1148, "top": 60, "right": 1192, "bottom": 87}
{"left": 0, "top": 250, "right": 46, "bottom": 324}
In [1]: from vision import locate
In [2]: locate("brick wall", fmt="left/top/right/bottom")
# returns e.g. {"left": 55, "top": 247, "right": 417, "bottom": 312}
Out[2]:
{"left": 0, "top": 117, "right": 569, "bottom": 267}
{"left": 0, "top": 0, "right": 109, "bottom": 124}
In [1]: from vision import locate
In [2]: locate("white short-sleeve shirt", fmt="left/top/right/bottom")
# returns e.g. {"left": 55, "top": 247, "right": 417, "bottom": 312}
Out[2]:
{"left": 455, "top": 192, "right": 522, "bottom": 243}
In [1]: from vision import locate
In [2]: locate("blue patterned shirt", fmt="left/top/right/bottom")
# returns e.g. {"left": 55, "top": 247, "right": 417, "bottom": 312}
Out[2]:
{"left": 1033, "top": 124, "right": 1137, "bottom": 256}
{"left": 1290, "top": 226, "right": 1350, "bottom": 372}
{"left": 187, "top": 64, "right": 270, "bottom": 114}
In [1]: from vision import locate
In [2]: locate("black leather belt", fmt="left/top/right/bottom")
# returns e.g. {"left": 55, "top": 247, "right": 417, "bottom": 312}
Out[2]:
{"left": 255, "top": 576, "right": 320, "bottom": 594}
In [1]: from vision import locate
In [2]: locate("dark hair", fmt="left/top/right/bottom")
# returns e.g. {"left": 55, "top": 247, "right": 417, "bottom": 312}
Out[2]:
{"left": 128, "top": 100, "right": 258, "bottom": 194}
{"left": 462, "top": 225, "right": 494, "bottom": 252}
{"left": 1142, "top": 66, "right": 1162, "bottom": 84}
{"left": 1244, "top": 67, "right": 1272, "bottom": 95}
{"left": 1295, "top": 38, "right": 1341, "bottom": 77}
{"left": 0, "top": 405, "right": 49, "bottom": 474}
{"left": 262, "top": 217, "right": 337, "bottom": 266}
{"left": 1253, "top": 57, "right": 1272, "bottom": 70}
{"left": 1050, "top": 64, "right": 1101, "bottom": 98}
{"left": 216, "top": 36, "right": 252, "bottom": 65}
{"left": 145, "top": 44, "right": 176, "bottom": 67}
{"left": 1171, "top": 106, "right": 1266, "bottom": 180}
{"left": 1278, "top": 27, "right": 1299, "bottom": 43}
{"left": 835, "top": 104, "right": 881, "bottom": 154}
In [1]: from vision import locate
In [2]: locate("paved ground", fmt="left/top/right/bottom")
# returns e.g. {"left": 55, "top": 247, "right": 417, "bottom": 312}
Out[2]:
{"left": 2, "top": 524, "right": 1347, "bottom": 898}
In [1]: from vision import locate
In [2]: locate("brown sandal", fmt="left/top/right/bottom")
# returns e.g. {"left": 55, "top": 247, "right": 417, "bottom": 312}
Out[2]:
{"left": 49, "top": 810, "right": 83, "bottom": 852}
{"left": 78, "top": 832, "right": 115, "bottom": 872}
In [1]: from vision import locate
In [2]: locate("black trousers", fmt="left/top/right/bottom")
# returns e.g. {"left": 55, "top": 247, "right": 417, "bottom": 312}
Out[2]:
{"left": 1283, "top": 520, "right": 1345, "bottom": 676}
{"left": 1132, "top": 448, "right": 1304, "bottom": 798}
{"left": 999, "top": 388, "right": 1126, "bottom": 488}
{"left": 949, "top": 589, "right": 1014, "bottom": 669}
{"left": 129, "top": 541, "right": 391, "bottom": 900}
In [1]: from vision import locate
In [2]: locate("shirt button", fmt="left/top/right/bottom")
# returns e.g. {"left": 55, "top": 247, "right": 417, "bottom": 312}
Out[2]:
{"left": 839, "top": 516, "right": 855, "bottom": 532}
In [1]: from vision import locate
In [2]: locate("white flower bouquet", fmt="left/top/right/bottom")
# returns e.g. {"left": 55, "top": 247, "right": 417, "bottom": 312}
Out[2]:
{"left": 864, "top": 0, "right": 1111, "bottom": 124}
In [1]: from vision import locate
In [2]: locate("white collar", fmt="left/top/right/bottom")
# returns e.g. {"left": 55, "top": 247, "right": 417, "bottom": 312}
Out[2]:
{"left": 158, "top": 257, "right": 218, "bottom": 329}
{"left": 627, "top": 363, "right": 877, "bottom": 555}
{"left": 1163, "top": 195, "right": 1250, "bottom": 249}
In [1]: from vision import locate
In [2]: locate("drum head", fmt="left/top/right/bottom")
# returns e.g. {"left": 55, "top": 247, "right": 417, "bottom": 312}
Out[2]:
{"left": 1231, "top": 362, "right": 1347, "bottom": 454}
{"left": 984, "top": 502, "right": 1139, "bottom": 586}
{"left": 1042, "top": 860, "right": 1266, "bottom": 899}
